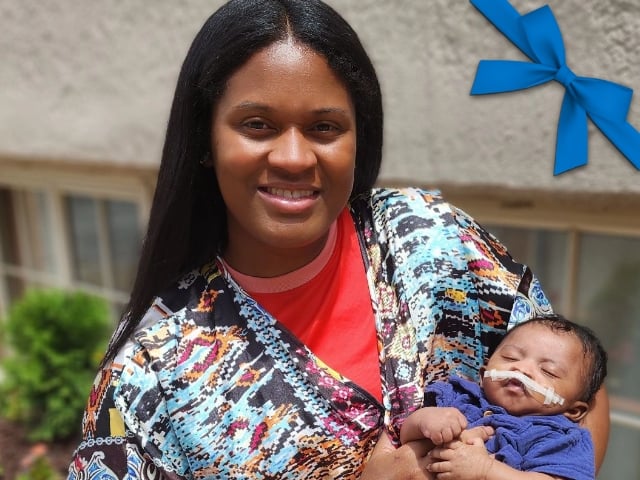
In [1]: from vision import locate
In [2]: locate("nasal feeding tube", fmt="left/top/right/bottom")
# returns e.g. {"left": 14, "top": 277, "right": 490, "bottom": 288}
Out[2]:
{"left": 483, "top": 369, "right": 565, "bottom": 406}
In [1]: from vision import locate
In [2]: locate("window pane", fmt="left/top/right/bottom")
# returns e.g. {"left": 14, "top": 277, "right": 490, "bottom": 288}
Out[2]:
{"left": 575, "top": 234, "right": 640, "bottom": 401}
{"left": 66, "top": 196, "right": 102, "bottom": 286}
{"left": 106, "top": 200, "right": 140, "bottom": 291}
{"left": 575, "top": 233, "right": 640, "bottom": 478}
{"left": 484, "top": 226, "right": 569, "bottom": 308}
{"left": 33, "top": 192, "right": 56, "bottom": 273}
{"left": 597, "top": 422, "right": 640, "bottom": 479}
{"left": 0, "top": 187, "right": 19, "bottom": 264}
{"left": 4, "top": 274, "right": 25, "bottom": 305}
{"left": 0, "top": 188, "right": 57, "bottom": 275}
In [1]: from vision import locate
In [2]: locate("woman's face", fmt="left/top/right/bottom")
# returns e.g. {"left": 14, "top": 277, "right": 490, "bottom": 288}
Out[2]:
{"left": 211, "top": 40, "right": 356, "bottom": 276}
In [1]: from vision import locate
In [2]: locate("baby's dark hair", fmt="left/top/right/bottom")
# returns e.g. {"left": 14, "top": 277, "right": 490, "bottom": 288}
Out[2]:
{"left": 505, "top": 314, "right": 607, "bottom": 403}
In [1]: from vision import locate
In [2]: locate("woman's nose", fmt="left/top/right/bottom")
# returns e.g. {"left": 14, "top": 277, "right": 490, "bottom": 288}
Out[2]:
{"left": 267, "top": 128, "right": 316, "bottom": 172}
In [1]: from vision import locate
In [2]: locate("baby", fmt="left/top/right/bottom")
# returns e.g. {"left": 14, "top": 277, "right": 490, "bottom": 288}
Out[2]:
{"left": 401, "top": 315, "right": 607, "bottom": 480}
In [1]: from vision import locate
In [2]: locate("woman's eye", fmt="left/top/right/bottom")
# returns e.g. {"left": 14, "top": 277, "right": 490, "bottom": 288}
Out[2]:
{"left": 311, "top": 122, "right": 341, "bottom": 134}
{"left": 244, "top": 120, "right": 270, "bottom": 130}
{"left": 240, "top": 119, "right": 275, "bottom": 138}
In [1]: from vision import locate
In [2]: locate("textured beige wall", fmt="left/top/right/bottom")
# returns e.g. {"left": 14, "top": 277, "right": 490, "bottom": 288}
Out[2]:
{"left": 1, "top": 0, "right": 639, "bottom": 192}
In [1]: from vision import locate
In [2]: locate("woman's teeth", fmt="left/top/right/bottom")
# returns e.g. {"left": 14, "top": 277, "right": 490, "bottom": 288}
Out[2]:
{"left": 266, "top": 188, "right": 314, "bottom": 199}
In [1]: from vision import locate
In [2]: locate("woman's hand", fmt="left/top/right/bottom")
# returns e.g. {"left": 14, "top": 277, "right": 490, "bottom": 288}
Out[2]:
{"left": 428, "top": 437, "right": 493, "bottom": 480}
{"left": 361, "top": 432, "right": 435, "bottom": 480}
{"left": 360, "top": 427, "right": 494, "bottom": 480}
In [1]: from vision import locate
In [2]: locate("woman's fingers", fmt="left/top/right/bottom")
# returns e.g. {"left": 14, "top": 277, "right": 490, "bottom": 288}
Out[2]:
{"left": 428, "top": 440, "right": 463, "bottom": 461}
{"left": 427, "top": 459, "right": 452, "bottom": 473}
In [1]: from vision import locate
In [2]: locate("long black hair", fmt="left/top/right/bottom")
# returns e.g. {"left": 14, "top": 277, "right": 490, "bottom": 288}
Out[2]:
{"left": 103, "top": 0, "right": 383, "bottom": 363}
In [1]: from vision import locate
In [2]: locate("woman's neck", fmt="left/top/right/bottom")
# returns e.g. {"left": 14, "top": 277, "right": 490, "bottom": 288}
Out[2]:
{"left": 221, "top": 221, "right": 337, "bottom": 278}
{"left": 220, "top": 220, "right": 338, "bottom": 292}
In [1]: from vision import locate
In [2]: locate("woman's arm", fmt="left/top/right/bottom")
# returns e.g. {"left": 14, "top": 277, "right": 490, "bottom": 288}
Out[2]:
{"left": 581, "top": 386, "right": 610, "bottom": 473}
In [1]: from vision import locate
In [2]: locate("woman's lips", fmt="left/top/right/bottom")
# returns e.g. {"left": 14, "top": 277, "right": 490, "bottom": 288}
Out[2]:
{"left": 258, "top": 186, "right": 319, "bottom": 214}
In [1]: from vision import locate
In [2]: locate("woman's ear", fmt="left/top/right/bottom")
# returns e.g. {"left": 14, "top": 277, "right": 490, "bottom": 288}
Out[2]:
{"left": 564, "top": 400, "right": 589, "bottom": 423}
{"left": 200, "top": 152, "right": 214, "bottom": 168}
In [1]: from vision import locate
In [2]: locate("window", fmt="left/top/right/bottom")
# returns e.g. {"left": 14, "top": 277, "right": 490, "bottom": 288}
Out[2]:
{"left": 0, "top": 188, "right": 58, "bottom": 305}
{"left": 67, "top": 196, "right": 102, "bottom": 286}
{"left": 487, "top": 224, "right": 640, "bottom": 479}
{"left": 65, "top": 196, "right": 140, "bottom": 293}
{"left": 107, "top": 200, "right": 141, "bottom": 291}
{"left": 0, "top": 186, "right": 142, "bottom": 320}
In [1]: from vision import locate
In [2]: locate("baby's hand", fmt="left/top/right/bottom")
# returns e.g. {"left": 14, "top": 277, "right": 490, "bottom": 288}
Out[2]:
{"left": 402, "top": 407, "right": 468, "bottom": 445}
{"left": 459, "top": 425, "right": 494, "bottom": 445}
{"left": 424, "top": 407, "right": 468, "bottom": 444}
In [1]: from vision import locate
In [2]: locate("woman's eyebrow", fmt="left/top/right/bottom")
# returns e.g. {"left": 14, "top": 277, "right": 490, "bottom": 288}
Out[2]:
{"left": 311, "top": 107, "right": 351, "bottom": 115}
{"left": 232, "top": 101, "right": 272, "bottom": 112}
{"left": 232, "top": 102, "right": 351, "bottom": 116}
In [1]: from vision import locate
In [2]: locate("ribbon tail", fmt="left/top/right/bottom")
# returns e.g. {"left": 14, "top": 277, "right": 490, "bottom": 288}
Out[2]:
{"left": 573, "top": 77, "right": 634, "bottom": 122}
{"left": 469, "top": 0, "right": 536, "bottom": 61}
{"left": 554, "top": 94, "right": 588, "bottom": 175}
{"left": 590, "top": 115, "right": 640, "bottom": 170}
{"left": 471, "top": 60, "right": 555, "bottom": 94}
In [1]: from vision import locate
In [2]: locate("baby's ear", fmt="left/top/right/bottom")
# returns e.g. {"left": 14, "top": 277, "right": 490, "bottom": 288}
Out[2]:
{"left": 564, "top": 400, "right": 589, "bottom": 422}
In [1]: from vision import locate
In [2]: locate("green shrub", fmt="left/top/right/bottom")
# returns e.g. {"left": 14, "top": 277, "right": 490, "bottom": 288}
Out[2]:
{"left": 0, "top": 289, "right": 111, "bottom": 442}
{"left": 16, "top": 456, "right": 62, "bottom": 480}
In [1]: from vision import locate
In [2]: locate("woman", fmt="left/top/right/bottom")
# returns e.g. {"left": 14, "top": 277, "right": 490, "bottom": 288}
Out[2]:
{"left": 68, "top": 1, "right": 608, "bottom": 478}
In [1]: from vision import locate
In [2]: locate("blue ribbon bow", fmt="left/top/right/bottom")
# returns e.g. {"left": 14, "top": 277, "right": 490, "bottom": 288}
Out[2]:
{"left": 470, "top": 0, "right": 640, "bottom": 175}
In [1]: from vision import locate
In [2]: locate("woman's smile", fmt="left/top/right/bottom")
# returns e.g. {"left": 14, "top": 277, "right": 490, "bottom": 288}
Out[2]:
{"left": 258, "top": 185, "right": 320, "bottom": 209}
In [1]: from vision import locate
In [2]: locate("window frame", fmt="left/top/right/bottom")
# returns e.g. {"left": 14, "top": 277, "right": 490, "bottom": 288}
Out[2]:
{"left": 0, "top": 158, "right": 155, "bottom": 317}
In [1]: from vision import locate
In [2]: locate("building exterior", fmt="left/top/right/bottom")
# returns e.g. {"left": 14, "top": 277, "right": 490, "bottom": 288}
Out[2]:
{"left": 1, "top": 1, "right": 639, "bottom": 477}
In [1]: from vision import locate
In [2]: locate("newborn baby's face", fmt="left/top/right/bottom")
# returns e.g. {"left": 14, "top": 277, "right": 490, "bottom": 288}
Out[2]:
{"left": 482, "top": 323, "right": 585, "bottom": 417}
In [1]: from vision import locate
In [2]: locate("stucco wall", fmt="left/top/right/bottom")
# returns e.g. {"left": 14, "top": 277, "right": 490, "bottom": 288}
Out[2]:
{"left": 1, "top": 0, "right": 639, "bottom": 192}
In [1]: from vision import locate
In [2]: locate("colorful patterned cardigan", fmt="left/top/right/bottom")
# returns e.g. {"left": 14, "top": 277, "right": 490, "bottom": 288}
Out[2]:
{"left": 68, "top": 188, "right": 551, "bottom": 480}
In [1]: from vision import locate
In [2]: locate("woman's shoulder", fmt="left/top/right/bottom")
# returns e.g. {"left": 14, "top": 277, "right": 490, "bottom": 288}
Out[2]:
{"left": 112, "top": 261, "right": 228, "bottom": 363}
{"left": 367, "top": 187, "right": 448, "bottom": 210}
{"left": 360, "top": 187, "right": 483, "bottom": 228}
{"left": 356, "top": 187, "right": 499, "bottom": 251}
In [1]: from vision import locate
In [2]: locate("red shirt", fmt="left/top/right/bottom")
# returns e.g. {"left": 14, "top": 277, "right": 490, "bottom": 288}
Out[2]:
{"left": 225, "top": 209, "right": 381, "bottom": 403}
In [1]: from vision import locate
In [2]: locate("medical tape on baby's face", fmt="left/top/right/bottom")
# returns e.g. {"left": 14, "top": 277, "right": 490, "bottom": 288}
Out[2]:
{"left": 483, "top": 369, "right": 565, "bottom": 406}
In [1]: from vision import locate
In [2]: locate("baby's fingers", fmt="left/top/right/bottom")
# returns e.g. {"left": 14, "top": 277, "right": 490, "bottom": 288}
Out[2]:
{"left": 437, "top": 426, "right": 461, "bottom": 444}
{"left": 433, "top": 411, "right": 467, "bottom": 444}
{"left": 459, "top": 425, "right": 494, "bottom": 444}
